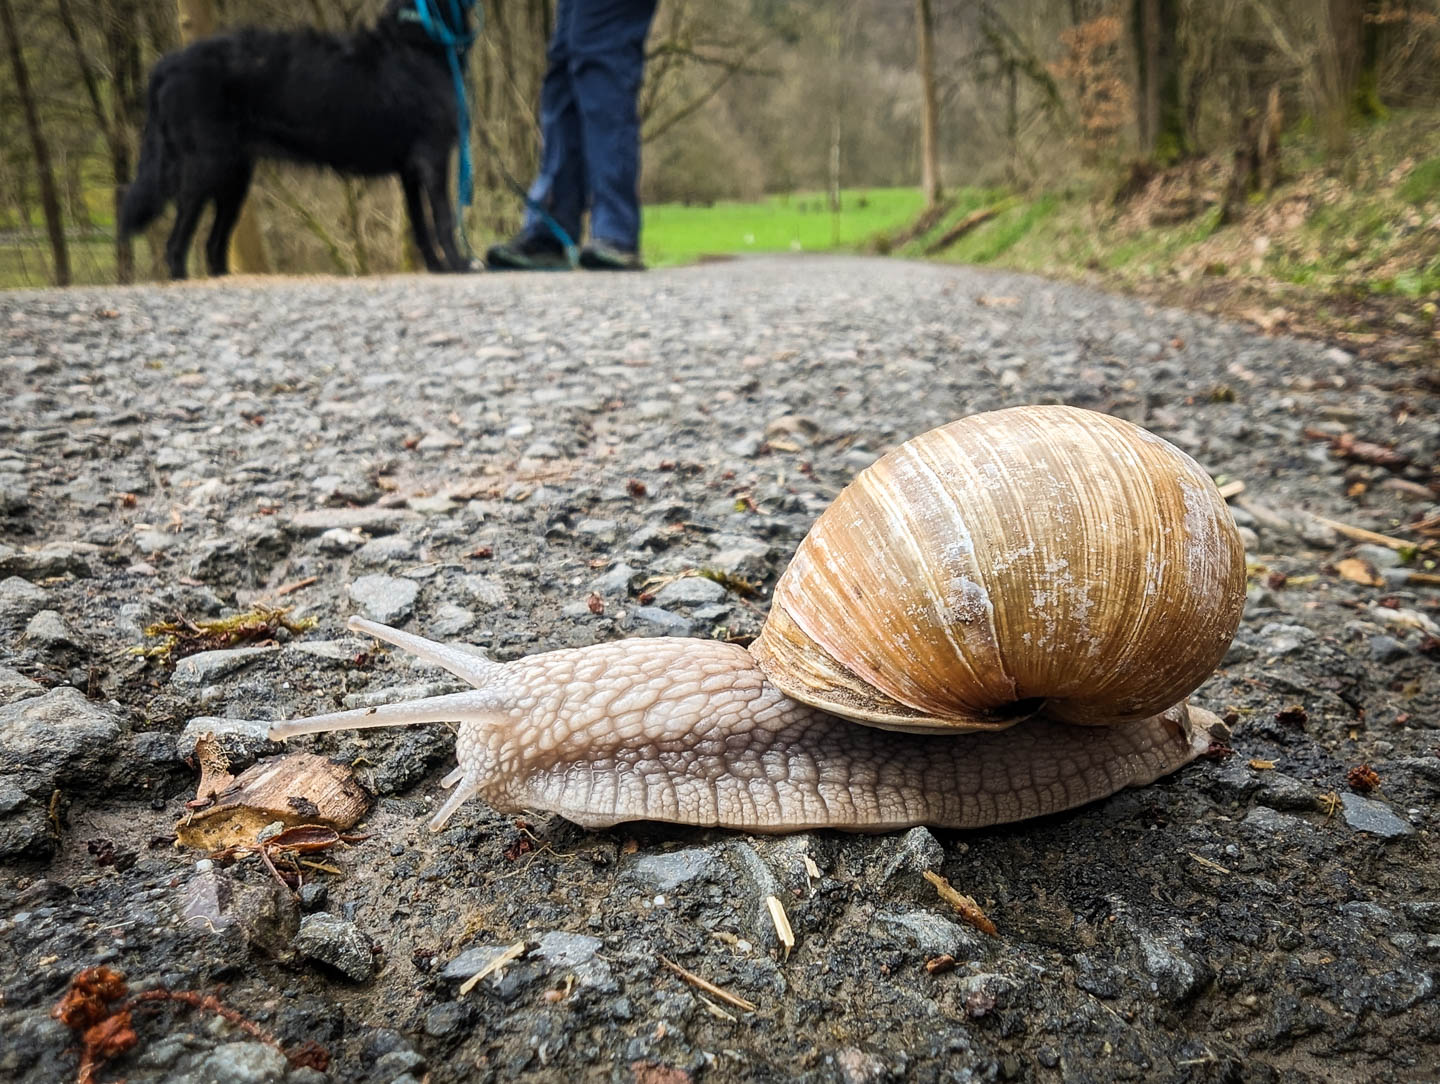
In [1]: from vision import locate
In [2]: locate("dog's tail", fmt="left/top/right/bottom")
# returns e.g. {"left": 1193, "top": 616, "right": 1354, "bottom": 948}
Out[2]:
{"left": 119, "top": 66, "right": 176, "bottom": 237}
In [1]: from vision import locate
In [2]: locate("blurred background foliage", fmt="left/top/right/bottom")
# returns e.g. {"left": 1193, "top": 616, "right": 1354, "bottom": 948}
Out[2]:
{"left": 0, "top": 0, "right": 1437, "bottom": 302}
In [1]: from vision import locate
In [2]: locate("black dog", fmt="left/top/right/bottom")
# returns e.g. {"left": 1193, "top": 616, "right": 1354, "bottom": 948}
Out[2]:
{"left": 120, "top": 0, "right": 473, "bottom": 278}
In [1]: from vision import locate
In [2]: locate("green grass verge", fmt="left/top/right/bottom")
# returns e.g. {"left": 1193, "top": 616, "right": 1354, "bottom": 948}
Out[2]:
{"left": 641, "top": 187, "right": 925, "bottom": 267}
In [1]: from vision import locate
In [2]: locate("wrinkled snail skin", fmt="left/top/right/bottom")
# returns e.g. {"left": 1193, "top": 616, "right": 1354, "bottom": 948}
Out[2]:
{"left": 267, "top": 405, "right": 1245, "bottom": 834}
{"left": 268, "top": 620, "right": 1222, "bottom": 833}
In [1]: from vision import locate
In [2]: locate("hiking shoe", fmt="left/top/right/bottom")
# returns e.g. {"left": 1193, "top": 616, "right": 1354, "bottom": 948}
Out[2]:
{"left": 484, "top": 233, "right": 570, "bottom": 271}
{"left": 579, "top": 240, "right": 644, "bottom": 271}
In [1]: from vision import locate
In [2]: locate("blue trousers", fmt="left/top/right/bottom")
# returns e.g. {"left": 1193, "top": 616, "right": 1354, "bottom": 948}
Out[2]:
{"left": 523, "top": 0, "right": 658, "bottom": 252}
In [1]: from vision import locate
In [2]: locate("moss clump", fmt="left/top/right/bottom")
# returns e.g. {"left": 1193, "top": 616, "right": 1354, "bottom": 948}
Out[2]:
{"left": 139, "top": 606, "right": 315, "bottom": 663}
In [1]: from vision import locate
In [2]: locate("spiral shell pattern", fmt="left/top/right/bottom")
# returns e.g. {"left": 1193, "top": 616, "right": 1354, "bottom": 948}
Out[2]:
{"left": 751, "top": 405, "right": 1246, "bottom": 733}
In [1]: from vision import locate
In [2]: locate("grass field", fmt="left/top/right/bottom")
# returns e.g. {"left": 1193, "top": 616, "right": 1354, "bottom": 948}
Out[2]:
{"left": 640, "top": 187, "right": 925, "bottom": 267}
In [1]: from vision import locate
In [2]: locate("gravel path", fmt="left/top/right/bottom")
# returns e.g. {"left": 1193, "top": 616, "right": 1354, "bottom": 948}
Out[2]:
{"left": 2, "top": 256, "right": 1438, "bottom": 1082}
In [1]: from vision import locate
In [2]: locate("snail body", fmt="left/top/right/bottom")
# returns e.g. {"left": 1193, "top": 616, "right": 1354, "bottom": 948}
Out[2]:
{"left": 269, "top": 405, "right": 1244, "bottom": 833}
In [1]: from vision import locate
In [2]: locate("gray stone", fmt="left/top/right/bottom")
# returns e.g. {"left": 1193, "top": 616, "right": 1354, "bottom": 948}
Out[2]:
{"left": 0, "top": 576, "right": 47, "bottom": 622}
{"left": 316, "top": 527, "right": 366, "bottom": 553}
{"left": 284, "top": 638, "right": 362, "bottom": 662}
{"left": 1134, "top": 929, "right": 1207, "bottom": 1004}
{"left": 870, "top": 910, "right": 981, "bottom": 958}
{"left": 1295, "top": 516, "right": 1339, "bottom": 548}
{"left": 880, "top": 826, "right": 945, "bottom": 884}
{"left": 288, "top": 507, "right": 418, "bottom": 536}
{"left": 1355, "top": 543, "right": 1404, "bottom": 569}
{"left": 0, "top": 686, "right": 122, "bottom": 783}
{"left": 1341, "top": 793, "right": 1415, "bottom": 839}
{"left": 349, "top": 574, "right": 419, "bottom": 623}
{"left": 311, "top": 474, "right": 381, "bottom": 506}
{"left": 177, "top": 715, "right": 275, "bottom": 758}
{"left": 294, "top": 913, "right": 375, "bottom": 981}
{"left": 575, "top": 518, "right": 618, "bottom": 543}
{"left": 297, "top": 882, "right": 329, "bottom": 912}
{"left": 625, "top": 605, "right": 693, "bottom": 636}
{"left": 179, "top": 868, "right": 298, "bottom": 957}
{"left": 441, "top": 943, "right": 517, "bottom": 982}
{"left": 23, "top": 609, "right": 81, "bottom": 649}
{"left": 461, "top": 574, "right": 507, "bottom": 609}
{"left": 1259, "top": 622, "right": 1318, "bottom": 656}
{"left": 374, "top": 1050, "right": 427, "bottom": 1079}
{"left": 535, "top": 930, "right": 615, "bottom": 991}
{"left": 1256, "top": 773, "right": 1317, "bottom": 811}
{"left": 342, "top": 681, "right": 457, "bottom": 709}
{"left": 170, "top": 646, "right": 279, "bottom": 689}
{"left": 176, "top": 1041, "right": 289, "bottom": 1084}
{"left": 628, "top": 845, "right": 723, "bottom": 892}
{"left": 407, "top": 495, "right": 458, "bottom": 514}
{"left": 0, "top": 666, "right": 43, "bottom": 706}
{"left": 1368, "top": 635, "right": 1411, "bottom": 663}
{"left": 590, "top": 562, "right": 636, "bottom": 598}
{"left": 428, "top": 602, "right": 476, "bottom": 636}
{"left": 0, "top": 540, "right": 94, "bottom": 579}
{"left": 1241, "top": 805, "right": 1314, "bottom": 838}
{"left": 654, "top": 575, "right": 727, "bottom": 607}
{"left": 355, "top": 534, "right": 418, "bottom": 565}
{"left": 132, "top": 528, "right": 174, "bottom": 555}
{"left": 423, "top": 1002, "right": 468, "bottom": 1037}
{"left": 707, "top": 540, "right": 771, "bottom": 579}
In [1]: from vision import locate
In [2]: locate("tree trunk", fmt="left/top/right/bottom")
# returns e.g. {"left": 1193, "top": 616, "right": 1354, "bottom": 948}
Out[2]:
{"left": 1132, "top": 0, "right": 1189, "bottom": 164}
{"left": 0, "top": 0, "right": 70, "bottom": 285}
{"left": 1329, "top": 0, "right": 1384, "bottom": 131}
{"left": 58, "top": 0, "right": 136, "bottom": 282}
{"left": 916, "top": 0, "right": 941, "bottom": 207}
{"left": 175, "top": 0, "right": 269, "bottom": 273}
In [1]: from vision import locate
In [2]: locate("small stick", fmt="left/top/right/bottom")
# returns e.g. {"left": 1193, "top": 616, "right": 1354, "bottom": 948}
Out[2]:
{"left": 658, "top": 955, "right": 757, "bottom": 1012}
{"left": 1308, "top": 514, "right": 1431, "bottom": 553}
{"left": 1187, "top": 851, "right": 1232, "bottom": 875}
{"left": 273, "top": 576, "right": 318, "bottom": 598}
{"left": 765, "top": 895, "right": 795, "bottom": 959}
{"left": 1215, "top": 479, "right": 1246, "bottom": 500}
{"left": 459, "top": 941, "right": 527, "bottom": 996}
{"left": 923, "top": 870, "right": 999, "bottom": 937}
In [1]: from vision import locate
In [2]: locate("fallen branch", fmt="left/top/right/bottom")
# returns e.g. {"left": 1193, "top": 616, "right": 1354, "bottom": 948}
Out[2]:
{"left": 923, "top": 203, "right": 1009, "bottom": 256}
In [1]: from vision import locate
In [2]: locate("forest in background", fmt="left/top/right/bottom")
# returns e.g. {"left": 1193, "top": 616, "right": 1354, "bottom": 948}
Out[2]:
{"left": 0, "top": 0, "right": 1437, "bottom": 291}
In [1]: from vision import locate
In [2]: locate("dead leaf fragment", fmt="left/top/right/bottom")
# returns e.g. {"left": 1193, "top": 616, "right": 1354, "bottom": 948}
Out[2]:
{"left": 1335, "top": 558, "right": 1384, "bottom": 587}
{"left": 176, "top": 753, "right": 370, "bottom": 851}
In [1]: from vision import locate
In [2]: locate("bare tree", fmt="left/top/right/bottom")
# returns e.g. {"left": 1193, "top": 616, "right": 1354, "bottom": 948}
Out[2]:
{"left": 1132, "top": 0, "right": 1190, "bottom": 163}
{"left": 916, "top": 0, "right": 941, "bottom": 206}
{"left": 57, "top": 0, "right": 142, "bottom": 282}
{"left": 1, "top": 0, "right": 69, "bottom": 285}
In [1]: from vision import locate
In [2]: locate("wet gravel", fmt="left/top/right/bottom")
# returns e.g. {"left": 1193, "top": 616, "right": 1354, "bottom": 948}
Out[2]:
{"left": 1, "top": 255, "right": 1438, "bottom": 1082}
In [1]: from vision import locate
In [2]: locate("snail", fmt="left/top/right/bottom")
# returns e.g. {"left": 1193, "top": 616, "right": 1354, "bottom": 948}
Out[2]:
{"left": 269, "top": 405, "right": 1245, "bottom": 833}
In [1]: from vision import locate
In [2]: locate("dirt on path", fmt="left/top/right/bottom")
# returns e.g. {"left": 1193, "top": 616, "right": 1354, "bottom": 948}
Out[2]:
{"left": 1, "top": 256, "right": 1437, "bottom": 1083}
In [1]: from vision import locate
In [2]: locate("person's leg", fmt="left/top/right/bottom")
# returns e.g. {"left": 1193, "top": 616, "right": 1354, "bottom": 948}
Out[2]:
{"left": 487, "top": 0, "right": 584, "bottom": 269}
{"left": 568, "top": 0, "right": 658, "bottom": 263}
{"left": 522, "top": 0, "right": 586, "bottom": 247}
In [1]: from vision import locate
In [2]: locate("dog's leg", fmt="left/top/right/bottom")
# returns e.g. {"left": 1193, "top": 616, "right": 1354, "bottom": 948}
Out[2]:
{"left": 205, "top": 160, "right": 254, "bottom": 276}
{"left": 415, "top": 152, "right": 468, "bottom": 272}
{"left": 400, "top": 167, "right": 446, "bottom": 273}
{"left": 165, "top": 187, "right": 207, "bottom": 280}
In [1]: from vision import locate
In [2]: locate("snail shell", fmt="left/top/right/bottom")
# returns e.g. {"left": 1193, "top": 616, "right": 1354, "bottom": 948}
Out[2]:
{"left": 753, "top": 405, "right": 1245, "bottom": 733}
